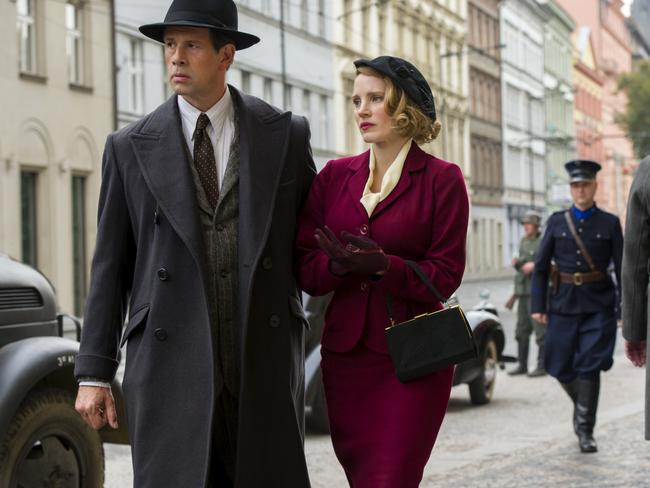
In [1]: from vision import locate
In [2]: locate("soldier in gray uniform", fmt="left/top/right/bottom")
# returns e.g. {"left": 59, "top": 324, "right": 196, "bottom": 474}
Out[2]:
{"left": 508, "top": 210, "right": 546, "bottom": 377}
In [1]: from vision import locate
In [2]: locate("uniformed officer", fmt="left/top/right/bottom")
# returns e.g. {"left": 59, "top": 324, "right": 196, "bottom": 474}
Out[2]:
{"left": 509, "top": 210, "right": 546, "bottom": 377}
{"left": 531, "top": 159, "right": 623, "bottom": 453}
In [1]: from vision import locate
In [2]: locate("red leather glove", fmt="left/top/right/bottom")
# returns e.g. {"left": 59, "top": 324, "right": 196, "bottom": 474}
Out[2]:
{"left": 314, "top": 226, "right": 389, "bottom": 277}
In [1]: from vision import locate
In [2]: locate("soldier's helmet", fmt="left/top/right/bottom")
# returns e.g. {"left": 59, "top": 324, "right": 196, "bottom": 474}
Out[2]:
{"left": 564, "top": 159, "right": 602, "bottom": 183}
{"left": 521, "top": 210, "right": 541, "bottom": 226}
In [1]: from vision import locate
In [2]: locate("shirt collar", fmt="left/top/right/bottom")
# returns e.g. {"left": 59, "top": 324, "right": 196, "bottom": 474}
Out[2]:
{"left": 571, "top": 204, "right": 597, "bottom": 220}
{"left": 177, "top": 88, "right": 234, "bottom": 138}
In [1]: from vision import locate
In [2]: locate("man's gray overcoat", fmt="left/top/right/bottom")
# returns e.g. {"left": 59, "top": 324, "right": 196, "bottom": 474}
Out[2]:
{"left": 622, "top": 154, "right": 650, "bottom": 440}
{"left": 74, "top": 87, "right": 315, "bottom": 486}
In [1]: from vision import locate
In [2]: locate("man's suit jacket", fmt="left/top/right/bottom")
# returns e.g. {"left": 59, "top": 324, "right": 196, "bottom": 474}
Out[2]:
{"left": 295, "top": 142, "right": 469, "bottom": 354}
{"left": 622, "top": 154, "right": 650, "bottom": 440}
{"left": 74, "top": 87, "right": 315, "bottom": 487}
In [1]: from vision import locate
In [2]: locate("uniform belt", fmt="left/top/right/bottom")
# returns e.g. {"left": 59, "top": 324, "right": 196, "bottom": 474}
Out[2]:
{"left": 558, "top": 271, "right": 605, "bottom": 286}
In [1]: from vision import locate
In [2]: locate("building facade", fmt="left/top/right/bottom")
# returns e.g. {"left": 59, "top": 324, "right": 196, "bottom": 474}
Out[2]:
{"left": 333, "top": 0, "right": 469, "bottom": 172}
{"left": 499, "top": 0, "right": 547, "bottom": 261}
{"left": 572, "top": 27, "right": 606, "bottom": 178}
{"left": 540, "top": 0, "right": 576, "bottom": 211}
{"left": 1, "top": 0, "right": 114, "bottom": 315}
{"left": 115, "top": 0, "right": 337, "bottom": 169}
{"left": 557, "top": 0, "right": 635, "bottom": 220}
{"left": 466, "top": 0, "right": 505, "bottom": 276}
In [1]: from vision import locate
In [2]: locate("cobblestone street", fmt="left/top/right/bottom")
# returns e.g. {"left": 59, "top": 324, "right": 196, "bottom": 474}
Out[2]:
{"left": 105, "top": 278, "right": 650, "bottom": 487}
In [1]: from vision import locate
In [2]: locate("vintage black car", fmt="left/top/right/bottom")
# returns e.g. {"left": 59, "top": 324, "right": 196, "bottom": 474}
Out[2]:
{"left": 304, "top": 291, "right": 507, "bottom": 433}
{"left": 0, "top": 253, "right": 129, "bottom": 487}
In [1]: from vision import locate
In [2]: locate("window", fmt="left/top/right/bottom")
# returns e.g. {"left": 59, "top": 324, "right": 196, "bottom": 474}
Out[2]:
{"left": 302, "top": 89, "right": 311, "bottom": 122}
{"left": 320, "top": 95, "right": 329, "bottom": 149}
{"left": 21, "top": 171, "right": 38, "bottom": 267}
{"left": 318, "top": 0, "right": 325, "bottom": 36}
{"left": 263, "top": 77, "right": 273, "bottom": 104}
{"left": 301, "top": 0, "right": 308, "bottom": 30}
{"left": 241, "top": 70, "right": 251, "bottom": 94}
{"left": 17, "top": 0, "right": 37, "bottom": 74}
{"left": 127, "top": 38, "right": 144, "bottom": 114}
{"left": 72, "top": 175, "right": 87, "bottom": 316}
{"left": 506, "top": 84, "right": 520, "bottom": 127}
{"left": 66, "top": 2, "right": 83, "bottom": 84}
{"left": 283, "top": 84, "right": 292, "bottom": 111}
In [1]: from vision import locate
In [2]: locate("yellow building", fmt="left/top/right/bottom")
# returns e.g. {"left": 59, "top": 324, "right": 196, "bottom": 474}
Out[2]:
{"left": 0, "top": 0, "right": 114, "bottom": 315}
{"left": 333, "top": 0, "right": 469, "bottom": 181}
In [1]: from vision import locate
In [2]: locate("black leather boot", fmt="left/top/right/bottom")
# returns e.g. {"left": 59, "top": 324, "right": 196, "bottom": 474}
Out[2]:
{"left": 528, "top": 344, "right": 547, "bottom": 377}
{"left": 560, "top": 380, "right": 578, "bottom": 434}
{"left": 575, "top": 376, "right": 600, "bottom": 453}
{"left": 508, "top": 340, "right": 529, "bottom": 375}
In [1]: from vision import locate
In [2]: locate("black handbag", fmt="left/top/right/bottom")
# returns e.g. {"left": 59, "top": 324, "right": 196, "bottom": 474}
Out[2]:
{"left": 385, "top": 261, "right": 478, "bottom": 383}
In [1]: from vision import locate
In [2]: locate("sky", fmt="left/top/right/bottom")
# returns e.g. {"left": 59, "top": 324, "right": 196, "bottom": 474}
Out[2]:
{"left": 622, "top": 0, "right": 632, "bottom": 16}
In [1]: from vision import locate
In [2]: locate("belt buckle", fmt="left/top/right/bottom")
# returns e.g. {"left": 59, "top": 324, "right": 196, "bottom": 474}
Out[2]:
{"left": 573, "top": 272, "right": 583, "bottom": 286}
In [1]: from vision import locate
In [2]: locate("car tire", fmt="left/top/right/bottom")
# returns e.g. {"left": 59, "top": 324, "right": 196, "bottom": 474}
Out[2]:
{"left": 468, "top": 337, "right": 498, "bottom": 405}
{"left": 0, "top": 388, "right": 104, "bottom": 488}
{"left": 306, "top": 369, "right": 330, "bottom": 434}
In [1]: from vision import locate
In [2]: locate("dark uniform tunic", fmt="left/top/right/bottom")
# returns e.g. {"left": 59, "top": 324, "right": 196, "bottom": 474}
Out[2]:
{"left": 531, "top": 206, "right": 623, "bottom": 383}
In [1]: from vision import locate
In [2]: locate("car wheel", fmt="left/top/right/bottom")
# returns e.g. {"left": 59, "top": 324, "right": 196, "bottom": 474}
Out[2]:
{"left": 468, "top": 338, "right": 498, "bottom": 405}
{"left": 0, "top": 388, "right": 104, "bottom": 488}
{"left": 306, "top": 369, "right": 330, "bottom": 434}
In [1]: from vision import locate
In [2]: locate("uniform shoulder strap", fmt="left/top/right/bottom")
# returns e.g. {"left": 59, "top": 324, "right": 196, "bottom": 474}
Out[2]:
{"left": 563, "top": 211, "right": 596, "bottom": 271}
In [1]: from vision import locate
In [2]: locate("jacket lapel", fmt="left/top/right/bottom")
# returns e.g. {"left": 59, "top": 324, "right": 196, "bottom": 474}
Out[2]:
{"left": 233, "top": 87, "right": 292, "bottom": 324}
{"left": 370, "top": 141, "right": 426, "bottom": 220}
{"left": 346, "top": 151, "right": 373, "bottom": 221}
{"left": 129, "top": 96, "right": 206, "bottom": 270}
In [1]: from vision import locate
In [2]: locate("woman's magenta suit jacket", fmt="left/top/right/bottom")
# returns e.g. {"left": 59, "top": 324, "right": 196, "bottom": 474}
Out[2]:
{"left": 296, "top": 142, "right": 470, "bottom": 354}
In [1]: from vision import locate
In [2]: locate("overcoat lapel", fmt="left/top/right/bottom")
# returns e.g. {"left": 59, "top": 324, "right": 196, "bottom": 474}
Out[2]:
{"left": 129, "top": 96, "right": 206, "bottom": 274}
{"left": 232, "top": 88, "right": 292, "bottom": 326}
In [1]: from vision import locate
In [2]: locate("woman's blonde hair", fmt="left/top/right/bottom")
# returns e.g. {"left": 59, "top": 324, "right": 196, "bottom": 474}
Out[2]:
{"left": 356, "top": 66, "right": 442, "bottom": 145}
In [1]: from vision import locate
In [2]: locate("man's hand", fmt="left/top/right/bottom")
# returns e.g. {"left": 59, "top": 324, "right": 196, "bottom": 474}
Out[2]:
{"left": 531, "top": 313, "right": 547, "bottom": 325}
{"left": 75, "top": 386, "right": 118, "bottom": 430}
{"left": 521, "top": 262, "right": 535, "bottom": 275}
{"left": 625, "top": 340, "right": 647, "bottom": 368}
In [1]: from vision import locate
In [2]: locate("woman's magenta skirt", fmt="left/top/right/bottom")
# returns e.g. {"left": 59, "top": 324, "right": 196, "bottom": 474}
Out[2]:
{"left": 321, "top": 344, "right": 454, "bottom": 488}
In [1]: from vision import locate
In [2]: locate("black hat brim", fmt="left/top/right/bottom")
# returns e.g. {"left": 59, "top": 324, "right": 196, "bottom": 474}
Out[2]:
{"left": 139, "top": 21, "right": 260, "bottom": 50}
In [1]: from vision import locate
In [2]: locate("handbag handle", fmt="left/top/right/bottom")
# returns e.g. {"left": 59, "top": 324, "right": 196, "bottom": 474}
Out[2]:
{"left": 386, "top": 260, "right": 448, "bottom": 327}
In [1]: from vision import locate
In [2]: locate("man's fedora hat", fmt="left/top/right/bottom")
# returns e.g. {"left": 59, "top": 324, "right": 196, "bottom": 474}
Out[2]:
{"left": 139, "top": 0, "right": 260, "bottom": 50}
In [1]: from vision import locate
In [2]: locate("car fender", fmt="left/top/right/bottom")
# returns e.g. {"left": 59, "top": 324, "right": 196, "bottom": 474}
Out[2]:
{"left": 465, "top": 310, "right": 506, "bottom": 357}
{"left": 0, "top": 337, "right": 129, "bottom": 445}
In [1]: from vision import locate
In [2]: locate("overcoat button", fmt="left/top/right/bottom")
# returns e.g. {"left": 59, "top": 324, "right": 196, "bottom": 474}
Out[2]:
{"left": 269, "top": 315, "right": 281, "bottom": 328}
{"left": 216, "top": 224, "right": 225, "bottom": 232}
{"left": 577, "top": 261, "right": 582, "bottom": 266}
{"left": 262, "top": 257, "right": 273, "bottom": 270}
{"left": 157, "top": 268, "right": 169, "bottom": 281}
{"left": 220, "top": 269, "right": 229, "bottom": 278}
{"left": 577, "top": 250, "right": 581, "bottom": 254}
{"left": 360, "top": 282, "right": 369, "bottom": 291}
{"left": 360, "top": 224, "right": 369, "bottom": 235}
{"left": 154, "top": 328, "right": 168, "bottom": 341}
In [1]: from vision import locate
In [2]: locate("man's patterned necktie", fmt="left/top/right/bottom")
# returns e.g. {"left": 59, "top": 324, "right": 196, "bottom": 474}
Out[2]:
{"left": 193, "top": 113, "right": 219, "bottom": 209}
